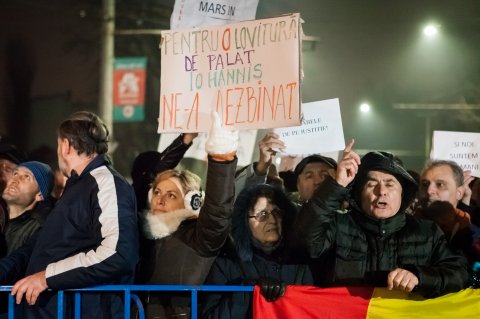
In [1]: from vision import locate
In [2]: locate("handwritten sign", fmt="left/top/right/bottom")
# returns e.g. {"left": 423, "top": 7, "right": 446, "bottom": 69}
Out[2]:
{"left": 273, "top": 99, "right": 345, "bottom": 155}
{"left": 170, "top": 0, "right": 259, "bottom": 30}
{"left": 431, "top": 130, "right": 480, "bottom": 177}
{"left": 158, "top": 13, "right": 302, "bottom": 133}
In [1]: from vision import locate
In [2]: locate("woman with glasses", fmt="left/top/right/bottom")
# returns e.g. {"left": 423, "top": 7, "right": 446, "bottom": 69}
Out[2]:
{"left": 201, "top": 183, "right": 313, "bottom": 319}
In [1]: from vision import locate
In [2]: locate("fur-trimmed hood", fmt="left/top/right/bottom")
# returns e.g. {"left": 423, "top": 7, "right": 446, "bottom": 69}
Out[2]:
{"left": 141, "top": 208, "right": 198, "bottom": 240}
{"left": 232, "top": 184, "right": 297, "bottom": 262}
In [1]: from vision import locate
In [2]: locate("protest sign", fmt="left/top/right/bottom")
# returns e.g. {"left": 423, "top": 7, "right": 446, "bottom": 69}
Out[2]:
{"left": 170, "top": 0, "right": 259, "bottom": 30}
{"left": 274, "top": 98, "right": 345, "bottom": 155}
{"left": 158, "top": 13, "right": 302, "bottom": 133}
{"left": 431, "top": 130, "right": 480, "bottom": 177}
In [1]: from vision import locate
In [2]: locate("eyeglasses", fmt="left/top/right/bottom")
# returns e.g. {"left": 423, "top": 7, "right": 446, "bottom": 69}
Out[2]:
{"left": 248, "top": 208, "right": 282, "bottom": 222}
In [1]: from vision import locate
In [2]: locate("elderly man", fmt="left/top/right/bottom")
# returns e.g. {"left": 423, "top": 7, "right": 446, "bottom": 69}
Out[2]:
{"left": 295, "top": 141, "right": 469, "bottom": 297}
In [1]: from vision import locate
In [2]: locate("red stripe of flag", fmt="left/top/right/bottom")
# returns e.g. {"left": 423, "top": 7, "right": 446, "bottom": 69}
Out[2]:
{"left": 253, "top": 286, "right": 374, "bottom": 319}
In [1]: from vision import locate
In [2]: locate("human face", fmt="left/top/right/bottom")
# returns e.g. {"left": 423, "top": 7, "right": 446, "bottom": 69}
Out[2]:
{"left": 297, "top": 162, "right": 335, "bottom": 202}
{"left": 361, "top": 170, "right": 403, "bottom": 219}
{"left": 419, "top": 165, "right": 462, "bottom": 207}
{"left": 2, "top": 166, "right": 41, "bottom": 207}
{"left": 248, "top": 197, "right": 282, "bottom": 245}
{"left": 150, "top": 177, "right": 185, "bottom": 214}
{"left": 0, "top": 158, "right": 16, "bottom": 192}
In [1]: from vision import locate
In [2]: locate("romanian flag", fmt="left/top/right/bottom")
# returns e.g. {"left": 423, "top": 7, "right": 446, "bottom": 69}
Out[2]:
{"left": 253, "top": 286, "right": 480, "bottom": 318}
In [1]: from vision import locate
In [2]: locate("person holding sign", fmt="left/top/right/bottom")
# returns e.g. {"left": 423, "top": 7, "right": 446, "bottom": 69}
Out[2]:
{"left": 294, "top": 141, "right": 469, "bottom": 297}
{"left": 234, "top": 132, "right": 337, "bottom": 206}
{"left": 136, "top": 112, "right": 239, "bottom": 319}
{"left": 234, "top": 131, "right": 285, "bottom": 198}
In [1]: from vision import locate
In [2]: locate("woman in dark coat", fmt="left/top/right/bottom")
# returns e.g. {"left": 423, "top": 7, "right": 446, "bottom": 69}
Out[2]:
{"left": 136, "top": 113, "right": 239, "bottom": 318}
{"left": 201, "top": 184, "right": 313, "bottom": 319}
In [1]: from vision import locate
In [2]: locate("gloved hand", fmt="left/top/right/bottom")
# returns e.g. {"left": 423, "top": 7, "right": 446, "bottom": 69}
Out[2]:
{"left": 256, "top": 277, "right": 286, "bottom": 302}
{"left": 205, "top": 111, "right": 239, "bottom": 160}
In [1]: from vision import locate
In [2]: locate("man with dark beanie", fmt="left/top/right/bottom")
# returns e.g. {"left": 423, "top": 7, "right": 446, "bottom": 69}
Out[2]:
{"left": 295, "top": 140, "right": 469, "bottom": 298}
{"left": 2, "top": 161, "right": 54, "bottom": 256}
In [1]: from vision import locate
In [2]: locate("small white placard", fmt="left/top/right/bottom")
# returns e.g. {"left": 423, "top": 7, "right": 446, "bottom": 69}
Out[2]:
{"left": 431, "top": 130, "right": 480, "bottom": 177}
{"left": 274, "top": 98, "right": 345, "bottom": 155}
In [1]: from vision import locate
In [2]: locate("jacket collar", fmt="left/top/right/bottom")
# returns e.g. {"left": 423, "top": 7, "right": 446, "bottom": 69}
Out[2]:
{"left": 141, "top": 208, "right": 198, "bottom": 240}
{"left": 351, "top": 209, "right": 406, "bottom": 237}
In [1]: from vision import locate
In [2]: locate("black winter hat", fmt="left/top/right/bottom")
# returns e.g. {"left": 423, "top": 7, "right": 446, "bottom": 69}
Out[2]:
{"left": 350, "top": 151, "right": 418, "bottom": 213}
{"left": 290, "top": 154, "right": 337, "bottom": 191}
{"left": 0, "top": 143, "right": 27, "bottom": 164}
{"left": 294, "top": 154, "right": 337, "bottom": 178}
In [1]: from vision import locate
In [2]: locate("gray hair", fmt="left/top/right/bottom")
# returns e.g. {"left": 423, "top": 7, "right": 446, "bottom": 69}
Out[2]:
{"left": 421, "top": 160, "right": 464, "bottom": 186}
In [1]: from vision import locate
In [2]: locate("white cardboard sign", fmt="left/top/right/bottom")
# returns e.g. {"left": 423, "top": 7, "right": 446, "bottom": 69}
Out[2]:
{"left": 274, "top": 98, "right": 345, "bottom": 155}
{"left": 431, "top": 130, "right": 480, "bottom": 177}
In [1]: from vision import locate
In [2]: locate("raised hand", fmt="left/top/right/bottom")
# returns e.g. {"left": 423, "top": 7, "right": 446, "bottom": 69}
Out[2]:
{"left": 336, "top": 139, "right": 361, "bottom": 187}
{"left": 461, "top": 170, "right": 474, "bottom": 206}
{"left": 205, "top": 111, "right": 239, "bottom": 156}
{"left": 256, "top": 132, "right": 285, "bottom": 175}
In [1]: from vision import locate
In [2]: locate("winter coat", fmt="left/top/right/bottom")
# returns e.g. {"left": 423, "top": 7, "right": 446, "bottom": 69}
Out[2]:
{"left": 201, "top": 184, "right": 313, "bottom": 319}
{"left": 8, "top": 155, "right": 139, "bottom": 318}
{"left": 4, "top": 196, "right": 53, "bottom": 255}
{"left": 295, "top": 177, "right": 470, "bottom": 298}
{"left": 136, "top": 157, "right": 237, "bottom": 318}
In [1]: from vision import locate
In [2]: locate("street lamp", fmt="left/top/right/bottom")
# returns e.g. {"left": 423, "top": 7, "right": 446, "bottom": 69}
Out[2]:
{"left": 423, "top": 24, "right": 439, "bottom": 38}
{"left": 360, "top": 103, "right": 370, "bottom": 113}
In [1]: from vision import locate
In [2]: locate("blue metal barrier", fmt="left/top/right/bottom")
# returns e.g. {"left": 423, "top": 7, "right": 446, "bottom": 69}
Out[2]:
{"left": 0, "top": 285, "right": 255, "bottom": 319}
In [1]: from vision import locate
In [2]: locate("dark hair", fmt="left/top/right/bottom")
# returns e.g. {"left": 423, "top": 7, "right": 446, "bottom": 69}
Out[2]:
{"left": 232, "top": 184, "right": 297, "bottom": 261}
{"left": 57, "top": 111, "right": 109, "bottom": 156}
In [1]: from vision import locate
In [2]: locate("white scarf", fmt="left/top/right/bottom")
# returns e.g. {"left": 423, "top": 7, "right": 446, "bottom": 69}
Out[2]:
{"left": 142, "top": 208, "right": 199, "bottom": 240}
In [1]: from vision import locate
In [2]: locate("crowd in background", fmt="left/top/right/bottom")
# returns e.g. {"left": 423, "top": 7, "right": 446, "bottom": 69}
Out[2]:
{"left": 0, "top": 111, "right": 478, "bottom": 319}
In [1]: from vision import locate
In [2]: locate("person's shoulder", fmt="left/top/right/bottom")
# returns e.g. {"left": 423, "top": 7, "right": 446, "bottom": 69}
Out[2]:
{"left": 405, "top": 214, "right": 442, "bottom": 235}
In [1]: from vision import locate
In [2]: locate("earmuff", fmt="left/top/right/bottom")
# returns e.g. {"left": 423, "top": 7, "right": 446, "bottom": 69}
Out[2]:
{"left": 184, "top": 190, "right": 204, "bottom": 214}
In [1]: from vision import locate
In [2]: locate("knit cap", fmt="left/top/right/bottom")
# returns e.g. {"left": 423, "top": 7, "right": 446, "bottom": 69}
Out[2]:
{"left": 18, "top": 161, "right": 54, "bottom": 199}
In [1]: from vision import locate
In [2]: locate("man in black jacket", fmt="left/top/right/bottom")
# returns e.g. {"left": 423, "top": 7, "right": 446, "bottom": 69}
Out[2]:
{"left": 295, "top": 140, "right": 470, "bottom": 297}
{"left": 4, "top": 111, "right": 138, "bottom": 318}
{"left": 2, "top": 161, "right": 54, "bottom": 256}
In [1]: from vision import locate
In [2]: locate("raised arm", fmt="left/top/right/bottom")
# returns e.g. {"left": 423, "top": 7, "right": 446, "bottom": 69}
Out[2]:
{"left": 294, "top": 139, "right": 361, "bottom": 258}
{"left": 194, "top": 112, "right": 239, "bottom": 256}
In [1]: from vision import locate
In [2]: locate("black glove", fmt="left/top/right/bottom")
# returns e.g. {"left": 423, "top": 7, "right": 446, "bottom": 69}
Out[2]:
{"left": 256, "top": 277, "right": 286, "bottom": 302}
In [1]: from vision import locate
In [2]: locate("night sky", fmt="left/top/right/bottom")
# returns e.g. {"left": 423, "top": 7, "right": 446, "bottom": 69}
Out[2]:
{"left": 1, "top": 0, "right": 479, "bottom": 175}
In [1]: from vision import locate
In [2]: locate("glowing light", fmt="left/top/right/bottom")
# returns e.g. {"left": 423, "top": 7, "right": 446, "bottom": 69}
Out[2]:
{"left": 360, "top": 103, "right": 370, "bottom": 113}
{"left": 423, "top": 24, "right": 439, "bottom": 38}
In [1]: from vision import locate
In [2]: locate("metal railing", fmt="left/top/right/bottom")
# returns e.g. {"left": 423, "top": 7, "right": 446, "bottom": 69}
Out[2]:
{"left": 0, "top": 285, "right": 254, "bottom": 319}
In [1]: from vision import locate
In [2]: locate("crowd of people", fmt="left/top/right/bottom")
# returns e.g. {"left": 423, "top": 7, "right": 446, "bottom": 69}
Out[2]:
{"left": 0, "top": 111, "right": 478, "bottom": 318}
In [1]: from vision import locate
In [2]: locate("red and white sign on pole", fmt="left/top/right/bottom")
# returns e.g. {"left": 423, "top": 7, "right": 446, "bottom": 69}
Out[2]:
{"left": 113, "top": 57, "right": 147, "bottom": 122}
